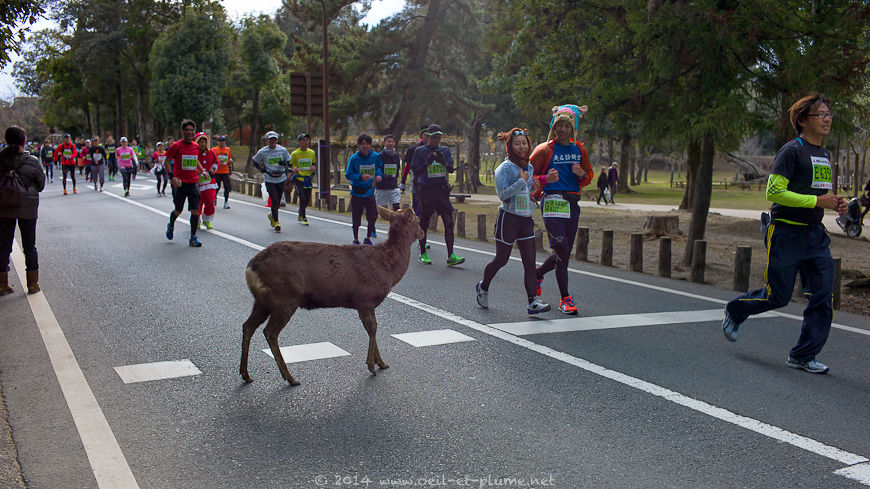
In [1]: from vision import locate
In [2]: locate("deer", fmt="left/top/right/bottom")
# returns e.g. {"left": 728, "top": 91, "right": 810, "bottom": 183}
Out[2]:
{"left": 240, "top": 205, "right": 424, "bottom": 385}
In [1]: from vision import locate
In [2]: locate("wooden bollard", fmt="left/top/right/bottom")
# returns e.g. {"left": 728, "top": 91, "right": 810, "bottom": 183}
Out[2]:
{"left": 733, "top": 246, "right": 752, "bottom": 292}
{"left": 338, "top": 198, "right": 346, "bottom": 213}
{"left": 575, "top": 227, "right": 589, "bottom": 261}
{"left": 457, "top": 211, "right": 466, "bottom": 238}
{"left": 429, "top": 213, "right": 439, "bottom": 231}
{"left": 630, "top": 233, "right": 643, "bottom": 272}
{"left": 535, "top": 229, "right": 545, "bottom": 252}
{"left": 329, "top": 194, "right": 337, "bottom": 211}
{"left": 401, "top": 203, "right": 410, "bottom": 210}
{"left": 601, "top": 230, "right": 613, "bottom": 266}
{"left": 477, "top": 214, "right": 487, "bottom": 241}
{"left": 691, "top": 240, "right": 707, "bottom": 283}
{"left": 658, "top": 237, "right": 671, "bottom": 278}
{"left": 833, "top": 257, "right": 842, "bottom": 309}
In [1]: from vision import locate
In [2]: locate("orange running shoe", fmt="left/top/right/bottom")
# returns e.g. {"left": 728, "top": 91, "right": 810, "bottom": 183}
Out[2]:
{"left": 559, "top": 296, "right": 578, "bottom": 315}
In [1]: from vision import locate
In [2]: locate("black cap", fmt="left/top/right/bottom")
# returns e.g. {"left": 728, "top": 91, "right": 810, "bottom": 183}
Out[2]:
{"left": 216, "top": 135, "right": 226, "bottom": 141}
{"left": 427, "top": 124, "right": 444, "bottom": 136}
{"left": 63, "top": 133, "right": 71, "bottom": 138}
{"left": 297, "top": 133, "right": 310, "bottom": 140}
{"left": 420, "top": 125, "right": 429, "bottom": 136}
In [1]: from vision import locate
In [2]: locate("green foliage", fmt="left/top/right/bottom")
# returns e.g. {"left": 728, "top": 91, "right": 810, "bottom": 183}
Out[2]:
{"left": 0, "top": 0, "right": 45, "bottom": 69}
{"left": 149, "top": 7, "right": 231, "bottom": 127}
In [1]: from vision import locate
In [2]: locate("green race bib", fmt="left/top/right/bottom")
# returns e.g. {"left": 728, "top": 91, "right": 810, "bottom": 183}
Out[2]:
{"left": 384, "top": 164, "right": 397, "bottom": 176}
{"left": 360, "top": 164, "right": 376, "bottom": 176}
{"left": 63, "top": 149, "right": 72, "bottom": 158}
{"left": 428, "top": 163, "right": 446, "bottom": 178}
{"left": 811, "top": 156, "right": 832, "bottom": 190}
{"left": 181, "top": 154, "right": 197, "bottom": 170}
{"left": 513, "top": 193, "right": 534, "bottom": 217}
{"left": 542, "top": 194, "right": 570, "bottom": 218}
{"left": 198, "top": 172, "right": 210, "bottom": 183}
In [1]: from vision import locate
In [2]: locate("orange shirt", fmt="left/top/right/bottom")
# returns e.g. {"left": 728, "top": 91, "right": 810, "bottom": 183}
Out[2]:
{"left": 212, "top": 146, "right": 232, "bottom": 174}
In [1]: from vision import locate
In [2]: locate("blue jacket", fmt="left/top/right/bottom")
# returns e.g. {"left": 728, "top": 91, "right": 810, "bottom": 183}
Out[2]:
{"left": 346, "top": 150, "right": 382, "bottom": 198}
{"left": 410, "top": 144, "right": 454, "bottom": 189}
{"left": 494, "top": 158, "right": 535, "bottom": 217}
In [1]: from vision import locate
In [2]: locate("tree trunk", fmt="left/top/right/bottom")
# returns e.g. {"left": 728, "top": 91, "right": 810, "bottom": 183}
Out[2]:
{"left": 84, "top": 103, "right": 92, "bottom": 137}
{"left": 385, "top": 0, "right": 442, "bottom": 140}
{"left": 115, "top": 80, "right": 122, "bottom": 138}
{"left": 466, "top": 112, "right": 485, "bottom": 190}
{"left": 683, "top": 130, "right": 715, "bottom": 266}
{"left": 642, "top": 215, "right": 683, "bottom": 238}
{"left": 137, "top": 82, "right": 146, "bottom": 146}
{"left": 618, "top": 133, "right": 631, "bottom": 193}
{"left": 679, "top": 138, "right": 701, "bottom": 210}
{"left": 245, "top": 88, "right": 260, "bottom": 177}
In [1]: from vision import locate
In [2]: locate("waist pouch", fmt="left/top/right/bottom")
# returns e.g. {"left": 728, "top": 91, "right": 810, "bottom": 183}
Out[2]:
{"left": 352, "top": 184, "right": 370, "bottom": 195}
{"left": 558, "top": 191, "right": 581, "bottom": 204}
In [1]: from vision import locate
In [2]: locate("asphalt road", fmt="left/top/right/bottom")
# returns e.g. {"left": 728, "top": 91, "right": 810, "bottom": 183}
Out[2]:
{"left": 1, "top": 175, "right": 869, "bottom": 489}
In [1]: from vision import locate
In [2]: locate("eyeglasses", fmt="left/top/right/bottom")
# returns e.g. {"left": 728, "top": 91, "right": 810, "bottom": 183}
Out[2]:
{"left": 511, "top": 130, "right": 527, "bottom": 136}
{"left": 808, "top": 112, "right": 834, "bottom": 120}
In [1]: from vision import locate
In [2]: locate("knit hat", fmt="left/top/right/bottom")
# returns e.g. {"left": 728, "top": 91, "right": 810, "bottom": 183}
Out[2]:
{"left": 194, "top": 132, "right": 209, "bottom": 143}
{"left": 546, "top": 104, "right": 588, "bottom": 141}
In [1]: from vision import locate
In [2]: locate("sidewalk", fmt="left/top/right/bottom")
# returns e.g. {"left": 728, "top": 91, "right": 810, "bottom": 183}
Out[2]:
{"left": 0, "top": 383, "right": 25, "bottom": 489}
{"left": 460, "top": 193, "right": 857, "bottom": 239}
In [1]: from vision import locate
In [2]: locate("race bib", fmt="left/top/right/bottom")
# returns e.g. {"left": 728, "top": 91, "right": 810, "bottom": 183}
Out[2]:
{"left": 92, "top": 153, "right": 102, "bottom": 162}
{"left": 181, "top": 154, "right": 198, "bottom": 170}
{"left": 120, "top": 152, "right": 131, "bottom": 161}
{"left": 158, "top": 155, "right": 166, "bottom": 164}
{"left": 383, "top": 164, "right": 398, "bottom": 176}
{"left": 810, "top": 156, "right": 832, "bottom": 189}
{"left": 360, "top": 164, "right": 376, "bottom": 176}
{"left": 298, "top": 158, "right": 313, "bottom": 172}
{"left": 268, "top": 157, "right": 283, "bottom": 166}
{"left": 542, "top": 194, "right": 570, "bottom": 218}
{"left": 218, "top": 154, "right": 228, "bottom": 164}
{"left": 198, "top": 172, "right": 211, "bottom": 184}
{"left": 513, "top": 192, "right": 534, "bottom": 217}
{"left": 63, "top": 149, "right": 72, "bottom": 158}
{"left": 427, "top": 163, "right": 446, "bottom": 178}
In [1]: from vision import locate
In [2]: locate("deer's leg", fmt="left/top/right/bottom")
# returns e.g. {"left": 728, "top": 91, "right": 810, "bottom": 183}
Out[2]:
{"left": 263, "top": 306, "right": 299, "bottom": 386}
{"left": 358, "top": 308, "right": 388, "bottom": 374}
{"left": 240, "top": 300, "right": 270, "bottom": 382}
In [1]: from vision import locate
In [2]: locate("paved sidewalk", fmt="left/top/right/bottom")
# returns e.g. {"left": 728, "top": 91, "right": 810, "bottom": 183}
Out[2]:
{"left": 0, "top": 382, "right": 25, "bottom": 489}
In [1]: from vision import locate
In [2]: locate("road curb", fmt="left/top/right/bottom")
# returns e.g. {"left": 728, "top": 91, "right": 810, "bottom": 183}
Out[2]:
{"left": 0, "top": 381, "right": 26, "bottom": 489}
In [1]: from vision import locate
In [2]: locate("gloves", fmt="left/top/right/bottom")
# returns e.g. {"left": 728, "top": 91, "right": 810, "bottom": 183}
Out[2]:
{"left": 426, "top": 152, "right": 437, "bottom": 164}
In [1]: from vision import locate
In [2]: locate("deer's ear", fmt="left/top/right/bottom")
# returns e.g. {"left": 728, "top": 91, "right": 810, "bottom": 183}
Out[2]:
{"left": 377, "top": 205, "right": 393, "bottom": 221}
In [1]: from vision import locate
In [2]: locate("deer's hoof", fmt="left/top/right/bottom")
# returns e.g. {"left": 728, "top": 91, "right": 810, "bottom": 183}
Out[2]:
{"left": 378, "top": 363, "right": 389, "bottom": 370}
{"left": 241, "top": 372, "right": 253, "bottom": 383}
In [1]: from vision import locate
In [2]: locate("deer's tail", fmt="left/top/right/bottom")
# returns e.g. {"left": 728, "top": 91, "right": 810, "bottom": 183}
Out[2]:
{"left": 245, "top": 266, "right": 270, "bottom": 299}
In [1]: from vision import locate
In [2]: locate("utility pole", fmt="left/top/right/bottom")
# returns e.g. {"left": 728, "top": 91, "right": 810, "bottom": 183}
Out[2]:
{"left": 319, "top": 0, "right": 331, "bottom": 198}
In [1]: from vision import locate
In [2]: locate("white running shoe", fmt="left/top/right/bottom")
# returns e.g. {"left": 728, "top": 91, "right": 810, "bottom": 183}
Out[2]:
{"left": 475, "top": 281, "right": 488, "bottom": 308}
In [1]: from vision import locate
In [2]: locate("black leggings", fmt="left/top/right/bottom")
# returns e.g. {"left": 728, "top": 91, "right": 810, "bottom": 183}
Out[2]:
{"left": 155, "top": 170, "right": 168, "bottom": 193}
{"left": 482, "top": 237, "right": 537, "bottom": 301}
{"left": 293, "top": 180, "right": 311, "bottom": 218}
{"left": 537, "top": 245, "right": 571, "bottom": 299}
{"left": 265, "top": 182, "right": 284, "bottom": 222}
{"left": 121, "top": 170, "right": 133, "bottom": 191}
{"left": 215, "top": 173, "right": 231, "bottom": 203}
{"left": 0, "top": 218, "right": 37, "bottom": 272}
{"left": 62, "top": 165, "right": 76, "bottom": 190}
{"left": 351, "top": 195, "right": 377, "bottom": 241}
{"left": 419, "top": 186, "right": 455, "bottom": 255}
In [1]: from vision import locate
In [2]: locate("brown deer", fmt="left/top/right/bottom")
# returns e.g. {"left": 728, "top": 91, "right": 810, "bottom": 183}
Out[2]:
{"left": 240, "top": 205, "right": 423, "bottom": 385}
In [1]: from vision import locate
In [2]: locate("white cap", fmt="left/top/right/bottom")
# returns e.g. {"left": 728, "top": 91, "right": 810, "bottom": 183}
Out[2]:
{"left": 264, "top": 131, "right": 279, "bottom": 140}
{"left": 120, "top": 137, "right": 128, "bottom": 142}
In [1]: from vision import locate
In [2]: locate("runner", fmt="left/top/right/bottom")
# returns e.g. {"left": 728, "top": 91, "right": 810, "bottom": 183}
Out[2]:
{"left": 722, "top": 93, "right": 847, "bottom": 374}
{"left": 105, "top": 136, "right": 118, "bottom": 182}
{"left": 194, "top": 133, "right": 219, "bottom": 230}
{"left": 81, "top": 139, "right": 92, "bottom": 181}
{"left": 375, "top": 134, "right": 401, "bottom": 212}
{"left": 115, "top": 137, "right": 138, "bottom": 197}
{"left": 211, "top": 135, "right": 233, "bottom": 209}
{"left": 53, "top": 133, "right": 78, "bottom": 195}
{"left": 530, "top": 104, "right": 592, "bottom": 315}
{"left": 38, "top": 139, "right": 53, "bottom": 183}
{"left": 89, "top": 136, "right": 108, "bottom": 191}
{"left": 151, "top": 142, "right": 169, "bottom": 196}
{"left": 251, "top": 131, "right": 292, "bottom": 232}
{"left": 345, "top": 133, "right": 382, "bottom": 244}
{"left": 401, "top": 125, "right": 429, "bottom": 218}
{"left": 75, "top": 137, "right": 86, "bottom": 176}
{"left": 289, "top": 133, "right": 316, "bottom": 225}
{"left": 410, "top": 124, "right": 464, "bottom": 266}
{"left": 476, "top": 128, "right": 550, "bottom": 314}
{"left": 164, "top": 119, "right": 208, "bottom": 247}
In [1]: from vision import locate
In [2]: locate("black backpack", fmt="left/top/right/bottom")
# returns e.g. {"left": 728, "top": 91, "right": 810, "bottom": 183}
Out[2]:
{"left": 0, "top": 165, "right": 27, "bottom": 208}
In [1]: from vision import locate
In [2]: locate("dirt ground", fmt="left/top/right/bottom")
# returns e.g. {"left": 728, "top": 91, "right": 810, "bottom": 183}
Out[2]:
{"left": 557, "top": 208, "right": 870, "bottom": 317}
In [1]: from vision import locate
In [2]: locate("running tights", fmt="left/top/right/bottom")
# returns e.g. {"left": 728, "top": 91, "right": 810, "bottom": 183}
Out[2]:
{"left": 419, "top": 210, "right": 454, "bottom": 256}
{"left": 61, "top": 165, "right": 76, "bottom": 190}
{"left": 537, "top": 245, "right": 571, "bottom": 299}
{"left": 265, "top": 182, "right": 284, "bottom": 222}
{"left": 482, "top": 238, "right": 538, "bottom": 302}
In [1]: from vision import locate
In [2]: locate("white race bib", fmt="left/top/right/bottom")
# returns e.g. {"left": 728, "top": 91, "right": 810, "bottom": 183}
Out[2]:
{"left": 542, "top": 194, "right": 570, "bottom": 218}
{"left": 360, "top": 164, "right": 376, "bottom": 176}
{"left": 383, "top": 163, "right": 398, "bottom": 176}
{"left": 810, "top": 156, "right": 832, "bottom": 190}
{"left": 218, "top": 154, "right": 228, "bottom": 164}
{"left": 63, "top": 149, "right": 72, "bottom": 158}
{"left": 513, "top": 192, "right": 534, "bottom": 217}
{"left": 158, "top": 155, "right": 166, "bottom": 164}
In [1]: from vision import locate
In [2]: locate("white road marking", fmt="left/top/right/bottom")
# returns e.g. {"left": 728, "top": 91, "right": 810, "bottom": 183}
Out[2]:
{"left": 262, "top": 342, "right": 350, "bottom": 363}
{"left": 10, "top": 241, "right": 140, "bottom": 489}
{"left": 491, "top": 309, "right": 778, "bottom": 336}
{"left": 113, "top": 360, "right": 202, "bottom": 384}
{"left": 92, "top": 189, "right": 870, "bottom": 485}
{"left": 836, "top": 462, "right": 870, "bottom": 486}
{"left": 391, "top": 329, "right": 476, "bottom": 347}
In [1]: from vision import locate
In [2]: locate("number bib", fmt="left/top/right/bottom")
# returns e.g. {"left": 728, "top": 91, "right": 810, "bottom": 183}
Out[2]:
{"left": 513, "top": 192, "right": 534, "bottom": 217}
{"left": 383, "top": 163, "right": 397, "bottom": 176}
{"left": 218, "top": 155, "right": 228, "bottom": 165}
{"left": 428, "top": 163, "right": 446, "bottom": 178}
{"left": 542, "top": 194, "right": 571, "bottom": 218}
{"left": 181, "top": 154, "right": 198, "bottom": 170}
{"left": 92, "top": 153, "right": 102, "bottom": 162}
{"left": 120, "top": 153, "right": 131, "bottom": 161}
{"left": 298, "top": 158, "right": 313, "bottom": 172}
{"left": 810, "top": 156, "right": 832, "bottom": 189}
{"left": 267, "top": 157, "right": 282, "bottom": 167}
{"left": 198, "top": 172, "right": 211, "bottom": 184}
{"left": 158, "top": 155, "right": 166, "bottom": 164}
{"left": 63, "top": 149, "right": 72, "bottom": 158}
{"left": 360, "top": 164, "right": 376, "bottom": 176}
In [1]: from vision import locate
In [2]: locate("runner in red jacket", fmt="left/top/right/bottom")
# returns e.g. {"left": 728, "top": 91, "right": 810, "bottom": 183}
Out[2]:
{"left": 53, "top": 134, "right": 78, "bottom": 195}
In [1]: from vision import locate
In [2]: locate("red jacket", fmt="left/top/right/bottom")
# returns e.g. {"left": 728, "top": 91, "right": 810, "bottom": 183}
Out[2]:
{"left": 53, "top": 142, "right": 78, "bottom": 166}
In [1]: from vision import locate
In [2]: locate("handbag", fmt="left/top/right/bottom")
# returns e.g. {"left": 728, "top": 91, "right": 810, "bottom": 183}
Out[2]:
{"left": 0, "top": 167, "right": 27, "bottom": 208}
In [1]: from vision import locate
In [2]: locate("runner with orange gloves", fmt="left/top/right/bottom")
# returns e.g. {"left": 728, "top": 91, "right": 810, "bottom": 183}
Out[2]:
{"left": 195, "top": 133, "right": 219, "bottom": 230}
{"left": 53, "top": 134, "right": 78, "bottom": 195}
{"left": 211, "top": 135, "right": 233, "bottom": 209}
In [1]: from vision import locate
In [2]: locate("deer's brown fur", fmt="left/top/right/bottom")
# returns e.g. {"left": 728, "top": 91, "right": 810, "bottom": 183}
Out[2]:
{"left": 240, "top": 206, "right": 423, "bottom": 385}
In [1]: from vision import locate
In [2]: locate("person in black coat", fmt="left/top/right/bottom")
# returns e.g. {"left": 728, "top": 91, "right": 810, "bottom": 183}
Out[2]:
{"left": 0, "top": 126, "right": 46, "bottom": 295}
{"left": 596, "top": 166, "right": 609, "bottom": 205}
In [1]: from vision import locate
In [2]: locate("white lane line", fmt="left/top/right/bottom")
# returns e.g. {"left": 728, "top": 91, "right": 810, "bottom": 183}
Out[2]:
{"left": 491, "top": 309, "right": 777, "bottom": 336}
{"left": 228, "top": 196, "right": 868, "bottom": 337}
{"left": 836, "top": 462, "right": 870, "bottom": 486}
{"left": 113, "top": 360, "right": 202, "bottom": 384}
{"left": 262, "top": 342, "right": 350, "bottom": 363}
{"left": 104, "top": 193, "right": 870, "bottom": 484}
{"left": 10, "top": 241, "right": 140, "bottom": 489}
{"left": 386, "top": 292, "right": 870, "bottom": 483}
{"left": 391, "top": 329, "right": 476, "bottom": 347}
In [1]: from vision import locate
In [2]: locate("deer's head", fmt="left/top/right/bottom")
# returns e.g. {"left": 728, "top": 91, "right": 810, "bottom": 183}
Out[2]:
{"left": 378, "top": 205, "right": 423, "bottom": 241}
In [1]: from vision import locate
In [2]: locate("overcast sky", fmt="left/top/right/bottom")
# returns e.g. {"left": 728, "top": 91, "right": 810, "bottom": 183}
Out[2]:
{"left": 0, "top": 0, "right": 405, "bottom": 100}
